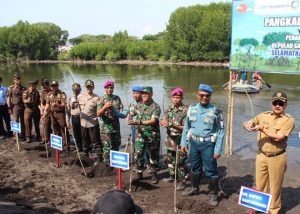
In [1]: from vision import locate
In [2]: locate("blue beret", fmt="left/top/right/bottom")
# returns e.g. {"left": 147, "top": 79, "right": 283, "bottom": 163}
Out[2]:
{"left": 198, "top": 84, "right": 213, "bottom": 94}
{"left": 131, "top": 85, "right": 143, "bottom": 92}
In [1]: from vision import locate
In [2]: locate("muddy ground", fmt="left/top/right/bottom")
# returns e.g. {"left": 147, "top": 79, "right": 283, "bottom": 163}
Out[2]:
{"left": 0, "top": 138, "right": 300, "bottom": 214}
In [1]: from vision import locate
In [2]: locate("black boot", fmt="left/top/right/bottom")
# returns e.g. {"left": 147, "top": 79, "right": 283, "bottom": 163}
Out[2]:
{"left": 209, "top": 178, "right": 219, "bottom": 207}
{"left": 182, "top": 172, "right": 200, "bottom": 196}
{"left": 176, "top": 181, "right": 186, "bottom": 191}
{"left": 151, "top": 172, "right": 159, "bottom": 184}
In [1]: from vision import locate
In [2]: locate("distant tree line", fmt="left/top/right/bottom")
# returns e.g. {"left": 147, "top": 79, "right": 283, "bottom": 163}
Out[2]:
{"left": 0, "top": 2, "right": 231, "bottom": 63}
{"left": 0, "top": 21, "right": 68, "bottom": 63}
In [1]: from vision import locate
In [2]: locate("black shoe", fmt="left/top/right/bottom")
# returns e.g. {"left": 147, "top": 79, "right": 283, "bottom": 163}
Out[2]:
{"left": 26, "top": 138, "right": 31, "bottom": 144}
{"left": 35, "top": 136, "right": 42, "bottom": 143}
{"left": 176, "top": 181, "right": 186, "bottom": 191}
{"left": 182, "top": 187, "right": 199, "bottom": 196}
{"left": 19, "top": 137, "right": 27, "bottom": 142}
{"left": 162, "top": 176, "right": 175, "bottom": 183}
{"left": 209, "top": 193, "right": 218, "bottom": 207}
{"left": 132, "top": 173, "right": 143, "bottom": 182}
{"left": 151, "top": 173, "right": 159, "bottom": 184}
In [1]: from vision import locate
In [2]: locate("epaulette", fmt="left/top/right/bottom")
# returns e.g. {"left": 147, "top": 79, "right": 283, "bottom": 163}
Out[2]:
{"left": 263, "top": 111, "right": 272, "bottom": 114}
{"left": 284, "top": 113, "right": 292, "bottom": 118}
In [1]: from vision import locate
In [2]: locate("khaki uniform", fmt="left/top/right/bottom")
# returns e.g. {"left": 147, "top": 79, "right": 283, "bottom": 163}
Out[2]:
{"left": 8, "top": 85, "right": 26, "bottom": 139}
{"left": 77, "top": 92, "right": 101, "bottom": 157}
{"left": 40, "top": 88, "right": 52, "bottom": 142}
{"left": 23, "top": 89, "right": 41, "bottom": 140}
{"left": 253, "top": 111, "right": 295, "bottom": 214}
{"left": 46, "top": 90, "right": 67, "bottom": 144}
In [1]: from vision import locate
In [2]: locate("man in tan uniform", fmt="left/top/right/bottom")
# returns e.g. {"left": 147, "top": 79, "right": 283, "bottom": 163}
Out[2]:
{"left": 243, "top": 91, "right": 295, "bottom": 214}
{"left": 7, "top": 74, "right": 26, "bottom": 141}
{"left": 23, "top": 80, "right": 41, "bottom": 143}
{"left": 40, "top": 78, "right": 52, "bottom": 144}
{"left": 43, "top": 81, "right": 67, "bottom": 145}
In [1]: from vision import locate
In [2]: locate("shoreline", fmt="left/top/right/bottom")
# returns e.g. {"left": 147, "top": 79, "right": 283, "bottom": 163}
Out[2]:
{"left": 16, "top": 59, "right": 230, "bottom": 67}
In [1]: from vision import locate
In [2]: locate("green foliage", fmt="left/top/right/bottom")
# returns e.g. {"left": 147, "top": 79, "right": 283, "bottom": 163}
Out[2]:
{"left": 105, "top": 51, "right": 121, "bottom": 62}
{"left": 69, "top": 34, "right": 111, "bottom": 45}
{"left": 0, "top": 21, "right": 68, "bottom": 62}
{"left": 57, "top": 52, "right": 71, "bottom": 61}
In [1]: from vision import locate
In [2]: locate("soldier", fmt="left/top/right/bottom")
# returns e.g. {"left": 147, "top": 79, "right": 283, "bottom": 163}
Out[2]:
{"left": 0, "top": 76, "right": 12, "bottom": 139}
{"left": 7, "top": 74, "right": 26, "bottom": 141}
{"left": 97, "top": 80, "right": 124, "bottom": 165}
{"left": 128, "top": 86, "right": 161, "bottom": 184}
{"left": 40, "top": 78, "right": 52, "bottom": 144}
{"left": 78, "top": 80, "right": 101, "bottom": 158}
{"left": 23, "top": 80, "right": 41, "bottom": 143}
{"left": 43, "top": 81, "right": 67, "bottom": 145}
{"left": 66, "top": 83, "right": 82, "bottom": 151}
{"left": 160, "top": 88, "right": 188, "bottom": 191}
{"left": 243, "top": 91, "right": 295, "bottom": 214}
{"left": 180, "top": 84, "right": 225, "bottom": 207}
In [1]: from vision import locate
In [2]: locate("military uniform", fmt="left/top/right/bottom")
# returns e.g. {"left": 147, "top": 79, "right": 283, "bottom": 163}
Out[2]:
{"left": 66, "top": 84, "right": 82, "bottom": 151}
{"left": 164, "top": 104, "right": 188, "bottom": 181}
{"left": 133, "top": 98, "right": 161, "bottom": 173}
{"left": 98, "top": 94, "right": 123, "bottom": 164}
{"left": 181, "top": 84, "right": 225, "bottom": 206}
{"left": 23, "top": 83, "right": 41, "bottom": 142}
{"left": 78, "top": 80, "right": 101, "bottom": 157}
{"left": 252, "top": 102, "right": 294, "bottom": 214}
{"left": 8, "top": 84, "right": 26, "bottom": 140}
{"left": 40, "top": 82, "right": 52, "bottom": 143}
{"left": 46, "top": 87, "right": 67, "bottom": 144}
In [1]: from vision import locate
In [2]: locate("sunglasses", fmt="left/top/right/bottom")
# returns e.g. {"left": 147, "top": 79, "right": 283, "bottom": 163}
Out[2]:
{"left": 198, "top": 94, "right": 211, "bottom": 98}
{"left": 106, "top": 87, "right": 114, "bottom": 89}
{"left": 272, "top": 100, "right": 285, "bottom": 107}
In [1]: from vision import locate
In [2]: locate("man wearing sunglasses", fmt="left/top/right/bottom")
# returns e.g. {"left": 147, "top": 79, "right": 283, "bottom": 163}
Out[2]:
{"left": 180, "top": 84, "right": 225, "bottom": 206}
{"left": 243, "top": 91, "right": 295, "bottom": 214}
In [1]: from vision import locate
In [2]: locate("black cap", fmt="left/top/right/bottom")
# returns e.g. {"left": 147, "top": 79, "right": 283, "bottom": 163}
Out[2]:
{"left": 28, "top": 80, "right": 38, "bottom": 86}
{"left": 91, "top": 190, "right": 142, "bottom": 214}
{"left": 14, "top": 74, "right": 21, "bottom": 80}
{"left": 72, "top": 83, "right": 81, "bottom": 90}
{"left": 272, "top": 91, "right": 287, "bottom": 102}
{"left": 50, "top": 80, "right": 59, "bottom": 86}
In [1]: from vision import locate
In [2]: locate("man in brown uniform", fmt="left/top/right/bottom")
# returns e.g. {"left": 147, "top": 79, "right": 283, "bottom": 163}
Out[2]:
{"left": 40, "top": 79, "right": 52, "bottom": 144}
{"left": 7, "top": 74, "right": 26, "bottom": 141}
{"left": 77, "top": 80, "right": 101, "bottom": 159}
{"left": 43, "top": 81, "right": 67, "bottom": 145}
{"left": 243, "top": 91, "right": 295, "bottom": 214}
{"left": 23, "top": 80, "right": 41, "bottom": 143}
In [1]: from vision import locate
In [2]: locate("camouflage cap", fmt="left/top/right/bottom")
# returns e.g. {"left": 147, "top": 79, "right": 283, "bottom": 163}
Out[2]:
{"left": 142, "top": 86, "right": 153, "bottom": 93}
{"left": 41, "top": 78, "right": 50, "bottom": 85}
{"left": 85, "top": 79, "right": 94, "bottom": 87}
{"left": 72, "top": 83, "right": 81, "bottom": 90}
{"left": 50, "top": 80, "right": 59, "bottom": 86}
{"left": 14, "top": 74, "right": 21, "bottom": 80}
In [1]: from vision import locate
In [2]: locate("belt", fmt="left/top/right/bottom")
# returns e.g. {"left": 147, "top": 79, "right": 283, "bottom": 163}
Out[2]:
{"left": 191, "top": 134, "right": 212, "bottom": 142}
{"left": 260, "top": 149, "right": 286, "bottom": 157}
{"left": 72, "top": 115, "right": 80, "bottom": 118}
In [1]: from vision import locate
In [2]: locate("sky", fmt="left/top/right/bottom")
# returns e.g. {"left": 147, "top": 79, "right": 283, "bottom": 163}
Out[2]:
{"left": 0, "top": 0, "right": 229, "bottom": 38}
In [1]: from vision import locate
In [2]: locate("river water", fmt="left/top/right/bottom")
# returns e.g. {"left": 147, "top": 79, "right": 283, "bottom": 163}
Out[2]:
{"left": 1, "top": 64, "right": 299, "bottom": 163}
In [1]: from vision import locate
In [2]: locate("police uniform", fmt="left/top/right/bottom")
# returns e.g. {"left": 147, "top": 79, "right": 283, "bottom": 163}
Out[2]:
{"left": 180, "top": 84, "right": 225, "bottom": 206}
{"left": 40, "top": 79, "right": 52, "bottom": 143}
{"left": 66, "top": 83, "right": 82, "bottom": 151}
{"left": 7, "top": 74, "right": 26, "bottom": 140}
{"left": 46, "top": 81, "right": 67, "bottom": 145}
{"left": 163, "top": 88, "right": 188, "bottom": 187}
{"left": 77, "top": 80, "right": 101, "bottom": 157}
{"left": 23, "top": 81, "right": 41, "bottom": 143}
{"left": 0, "top": 78, "right": 12, "bottom": 138}
{"left": 251, "top": 92, "right": 295, "bottom": 214}
{"left": 132, "top": 86, "right": 161, "bottom": 184}
{"left": 97, "top": 80, "right": 123, "bottom": 164}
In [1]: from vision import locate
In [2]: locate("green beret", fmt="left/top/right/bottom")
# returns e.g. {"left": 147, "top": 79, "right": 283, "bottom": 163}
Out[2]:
{"left": 142, "top": 86, "right": 153, "bottom": 93}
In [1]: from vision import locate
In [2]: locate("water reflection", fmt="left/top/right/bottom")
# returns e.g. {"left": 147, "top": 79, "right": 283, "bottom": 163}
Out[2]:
{"left": 0, "top": 64, "right": 299, "bottom": 161}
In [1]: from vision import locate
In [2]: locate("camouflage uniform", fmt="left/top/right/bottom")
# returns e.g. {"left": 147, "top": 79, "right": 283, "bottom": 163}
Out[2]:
{"left": 164, "top": 105, "right": 188, "bottom": 180}
{"left": 97, "top": 94, "right": 123, "bottom": 164}
{"left": 134, "top": 100, "right": 161, "bottom": 173}
{"left": 23, "top": 88, "right": 41, "bottom": 141}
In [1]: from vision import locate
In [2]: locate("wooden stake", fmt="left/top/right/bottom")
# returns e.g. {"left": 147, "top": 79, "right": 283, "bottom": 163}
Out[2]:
{"left": 229, "top": 96, "right": 234, "bottom": 155}
{"left": 225, "top": 70, "right": 233, "bottom": 156}
{"left": 174, "top": 146, "right": 179, "bottom": 212}
{"left": 16, "top": 133, "right": 20, "bottom": 151}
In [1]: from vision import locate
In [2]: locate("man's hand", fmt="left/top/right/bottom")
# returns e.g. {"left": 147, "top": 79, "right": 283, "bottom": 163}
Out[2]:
{"left": 213, "top": 154, "right": 221, "bottom": 159}
{"left": 66, "top": 123, "right": 71, "bottom": 129}
{"left": 160, "top": 119, "right": 168, "bottom": 127}
{"left": 127, "top": 120, "right": 140, "bottom": 125}
{"left": 243, "top": 120, "right": 255, "bottom": 132}
{"left": 104, "top": 102, "right": 112, "bottom": 109}
{"left": 181, "top": 146, "right": 188, "bottom": 154}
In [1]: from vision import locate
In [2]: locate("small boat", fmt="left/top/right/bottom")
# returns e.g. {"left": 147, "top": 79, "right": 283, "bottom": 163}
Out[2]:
{"left": 231, "top": 82, "right": 261, "bottom": 94}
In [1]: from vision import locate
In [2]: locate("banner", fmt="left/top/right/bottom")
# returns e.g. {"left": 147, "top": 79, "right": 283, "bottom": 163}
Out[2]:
{"left": 230, "top": 0, "right": 300, "bottom": 73}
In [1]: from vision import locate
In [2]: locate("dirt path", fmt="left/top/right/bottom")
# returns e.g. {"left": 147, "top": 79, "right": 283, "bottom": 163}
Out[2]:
{"left": 0, "top": 138, "right": 299, "bottom": 213}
